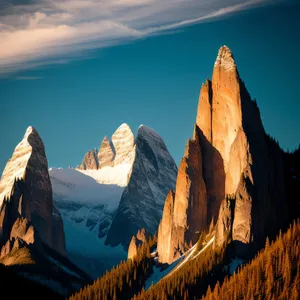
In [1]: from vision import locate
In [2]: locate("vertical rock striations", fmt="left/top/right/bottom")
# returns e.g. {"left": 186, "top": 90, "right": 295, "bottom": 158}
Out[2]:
{"left": 157, "top": 45, "right": 288, "bottom": 263}
{"left": 157, "top": 126, "right": 207, "bottom": 264}
{"left": 105, "top": 125, "right": 177, "bottom": 247}
{"left": 98, "top": 136, "right": 115, "bottom": 167}
{"left": 79, "top": 149, "right": 99, "bottom": 170}
{"left": 157, "top": 190, "right": 175, "bottom": 264}
{"left": 0, "top": 126, "right": 66, "bottom": 256}
{"left": 111, "top": 123, "right": 135, "bottom": 166}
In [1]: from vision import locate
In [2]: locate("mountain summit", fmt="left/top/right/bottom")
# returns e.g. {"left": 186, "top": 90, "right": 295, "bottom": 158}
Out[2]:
{"left": 50, "top": 123, "right": 177, "bottom": 278}
{"left": 0, "top": 126, "right": 65, "bottom": 255}
{"left": 0, "top": 126, "right": 90, "bottom": 295}
{"left": 157, "top": 45, "right": 288, "bottom": 264}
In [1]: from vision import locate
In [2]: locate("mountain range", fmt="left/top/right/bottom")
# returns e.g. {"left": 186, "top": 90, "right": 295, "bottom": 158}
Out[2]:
{"left": 0, "top": 45, "right": 299, "bottom": 299}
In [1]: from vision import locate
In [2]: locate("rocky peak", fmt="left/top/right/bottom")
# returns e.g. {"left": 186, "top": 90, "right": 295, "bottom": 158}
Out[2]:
{"left": 0, "top": 126, "right": 66, "bottom": 256}
{"left": 79, "top": 149, "right": 99, "bottom": 170}
{"left": 98, "top": 136, "right": 115, "bottom": 168}
{"left": 157, "top": 45, "right": 288, "bottom": 264}
{"left": 157, "top": 125, "right": 207, "bottom": 264}
{"left": 0, "top": 126, "right": 37, "bottom": 207}
{"left": 214, "top": 45, "right": 237, "bottom": 73}
{"left": 111, "top": 123, "right": 135, "bottom": 165}
{"left": 127, "top": 228, "right": 150, "bottom": 260}
{"left": 105, "top": 124, "right": 177, "bottom": 247}
{"left": 128, "top": 236, "right": 138, "bottom": 260}
{"left": 136, "top": 228, "right": 150, "bottom": 244}
{"left": 78, "top": 123, "right": 135, "bottom": 172}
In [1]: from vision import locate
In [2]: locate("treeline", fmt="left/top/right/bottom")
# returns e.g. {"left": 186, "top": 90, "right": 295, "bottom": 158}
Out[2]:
{"left": 133, "top": 235, "right": 227, "bottom": 300}
{"left": 201, "top": 219, "right": 300, "bottom": 300}
{"left": 70, "top": 220, "right": 300, "bottom": 300}
{"left": 69, "top": 237, "right": 156, "bottom": 300}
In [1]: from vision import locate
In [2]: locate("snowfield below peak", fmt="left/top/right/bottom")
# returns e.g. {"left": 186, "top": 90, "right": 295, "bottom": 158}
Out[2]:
{"left": 49, "top": 167, "right": 126, "bottom": 278}
{"left": 77, "top": 161, "right": 133, "bottom": 187}
{"left": 49, "top": 168, "right": 124, "bottom": 210}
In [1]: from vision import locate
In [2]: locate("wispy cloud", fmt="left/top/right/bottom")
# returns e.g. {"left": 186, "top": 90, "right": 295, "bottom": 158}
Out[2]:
{"left": 0, "top": 0, "right": 273, "bottom": 73}
{"left": 14, "top": 76, "right": 43, "bottom": 80}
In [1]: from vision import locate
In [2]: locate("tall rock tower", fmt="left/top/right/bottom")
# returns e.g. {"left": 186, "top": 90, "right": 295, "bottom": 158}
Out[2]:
{"left": 157, "top": 46, "right": 288, "bottom": 264}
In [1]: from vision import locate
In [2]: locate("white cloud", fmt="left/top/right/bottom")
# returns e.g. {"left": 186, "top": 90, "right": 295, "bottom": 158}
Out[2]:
{"left": 0, "top": 0, "right": 272, "bottom": 73}
{"left": 14, "top": 76, "right": 43, "bottom": 80}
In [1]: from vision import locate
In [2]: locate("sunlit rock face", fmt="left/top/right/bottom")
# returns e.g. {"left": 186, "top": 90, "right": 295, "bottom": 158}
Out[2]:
{"left": 127, "top": 228, "right": 150, "bottom": 260}
{"left": 157, "top": 45, "right": 288, "bottom": 263}
{"left": 50, "top": 122, "right": 177, "bottom": 276}
{"left": 157, "top": 126, "right": 207, "bottom": 264}
{"left": 98, "top": 136, "right": 115, "bottom": 168}
{"left": 77, "top": 123, "right": 136, "bottom": 187}
{"left": 0, "top": 127, "right": 65, "bottom": 256}
{"left": 127, "top": 236, "right": 138, "bottom": 260}
{"left": 111, "top": 123, "right": 135, "bottom": 166}
{"left": 157, "top": 190, "right": 175, "bottom": 264}
{"left": 79, "top": 149, "right": 99, "bottom": 170}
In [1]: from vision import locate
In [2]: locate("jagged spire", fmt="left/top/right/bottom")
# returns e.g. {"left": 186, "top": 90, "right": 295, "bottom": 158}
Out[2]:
{"left": 214, "top": 45, "right": 237, "bottom": 72}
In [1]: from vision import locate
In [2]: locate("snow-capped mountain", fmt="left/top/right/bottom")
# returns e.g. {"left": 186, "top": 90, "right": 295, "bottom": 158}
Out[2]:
{"left": 105, "top": 125, "right": 178, "bottom": 247}
{"left": 0, "top": 126, "right": 90, "bottom": 296}
{"left": 49, "top": 123, "right": 177, "bottom": 278}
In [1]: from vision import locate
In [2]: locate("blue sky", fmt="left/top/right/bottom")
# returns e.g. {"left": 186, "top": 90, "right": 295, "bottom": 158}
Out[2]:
{"left": 0, "top": 0, "right": 299, "bottom": 173}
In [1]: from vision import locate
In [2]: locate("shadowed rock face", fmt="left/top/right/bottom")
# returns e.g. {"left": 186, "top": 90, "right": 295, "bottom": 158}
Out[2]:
{"left": 105, "top": 125, "right": 177, "bottom": 247}
{"left": 0, "top": 127, "right": 66, "bottom": 257}
{"left": 157, "top": 45, "right": 288, "bottom": 264}
{"left": 157, "top": 126, "right": 207, "bottom": 264}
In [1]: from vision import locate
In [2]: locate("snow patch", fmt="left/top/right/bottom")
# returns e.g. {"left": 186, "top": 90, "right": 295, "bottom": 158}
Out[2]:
{"left": 62, "top": 215, "right": 126, "bottom": 278}
{"left": 50, "top": 168, "right": 124, "bottom": 210}
{"left": 0, "top": 127, "right": 33, "bottom": 207}
{"left": 145, "top": 257, "right": 183, "bottom": 290}
{"left": 228, "top": 257, "right": 245, "bottom": 275}
{"left": 78, "top": 162, "right": 132, "bottom": 187}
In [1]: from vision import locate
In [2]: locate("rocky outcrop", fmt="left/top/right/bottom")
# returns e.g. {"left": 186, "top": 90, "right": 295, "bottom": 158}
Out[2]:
{"left": 157, "top": 126, "right": 207, "bottom": 264}
{"left": 105, "top": 125, "right": 177, "bottom": 247}
{"left": 10, "top": 217, "right": 36, "bottom": 245}
{"left": 127, "top": 228, "right": 150, "bottom": 260}
{"left": 98, "top": 136, "right": 115, "bottom": 167}
{"left": 111, "top": 123, "right": 135, "bottom": 166}
{"left": 51, "top": 123, "right": 177, "bottom": 277}
{"left": 136, "top": 228, "right": 149, "bottom": 244}
{"left": 215, "top": 197, "right": 235, "bottom": 246}
{"left": 157, "top": 190, "right": 175, "bottom": 264}
{"left": 157, "top": 45, "right": 288, "bottom": 263}
{"left": 77, "top": 123, "right": 136, "bottom": 186}
{"left": 0, "top": 126, "right": 66, "bottom": 257}
{"left": 79, "top": 149, "right": 99, "bottom": 170}
{"left": 128, "top": 236, "right": 138, "bottom": 260}
{"left": 79, "top": 123, "right": 135, "bottom": 173}
{"left": 198, "top": 46, "right": 287, "bottom": 254}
